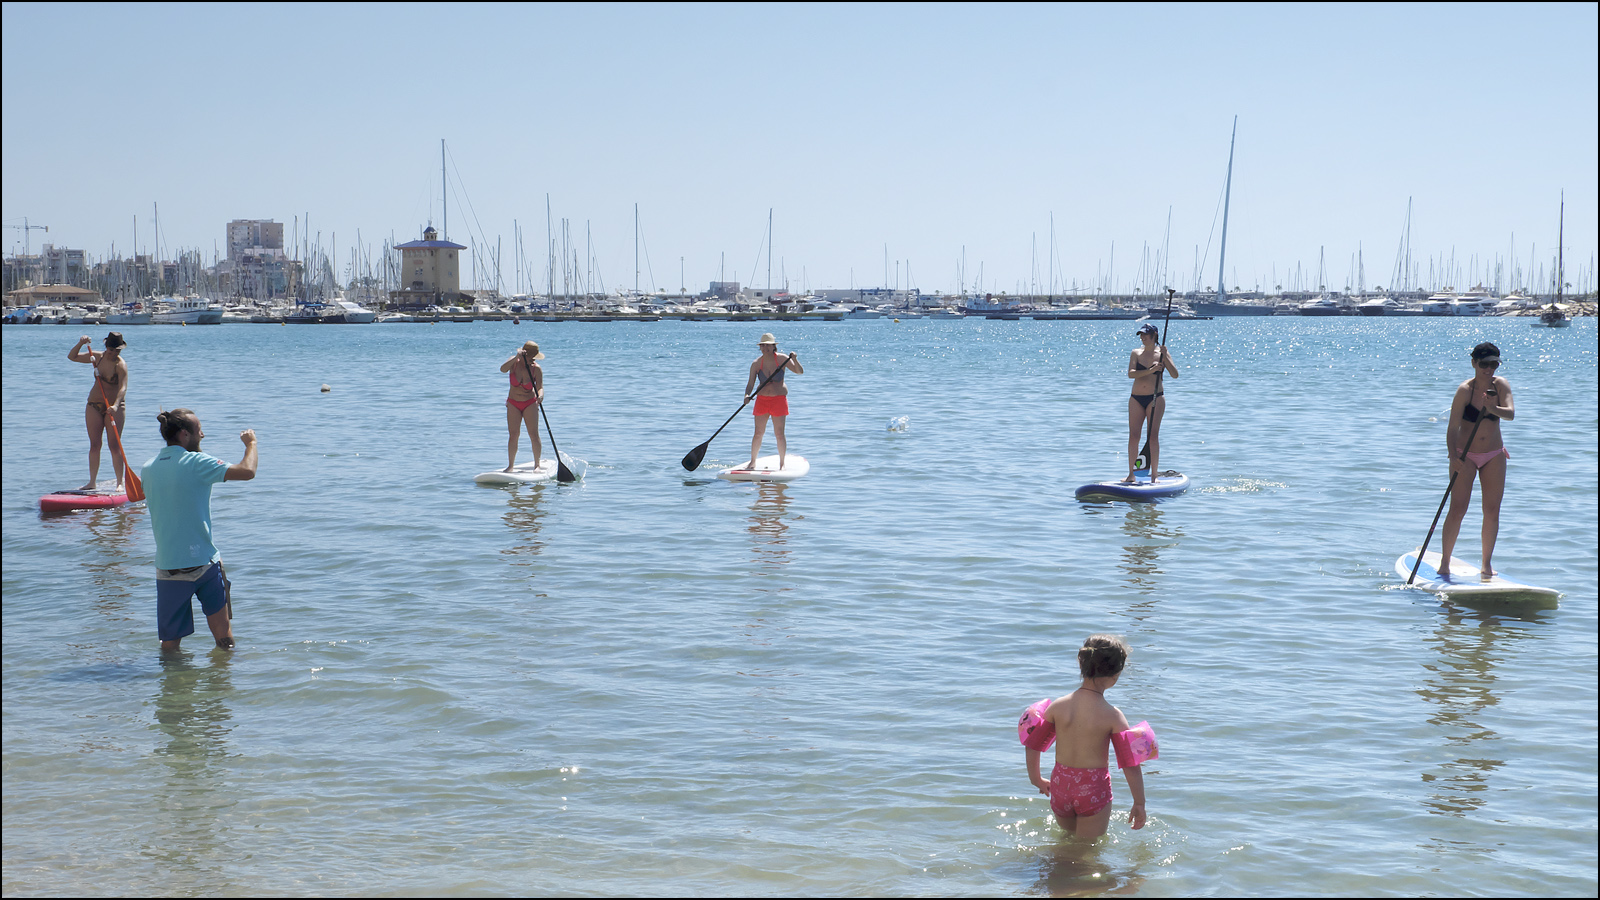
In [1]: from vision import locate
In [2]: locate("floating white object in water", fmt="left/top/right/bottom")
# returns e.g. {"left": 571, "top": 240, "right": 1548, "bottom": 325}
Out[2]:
{"left": 321, "top": 384, "right": 331, "bottom": 393}
{"left": 888, "top": 415, "right": 910, "bottom": 432}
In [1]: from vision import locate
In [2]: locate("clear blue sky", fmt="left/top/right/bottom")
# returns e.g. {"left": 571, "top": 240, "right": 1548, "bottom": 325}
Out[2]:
{"left": 4, "top": 2, "right": 1596, "bottom": 295}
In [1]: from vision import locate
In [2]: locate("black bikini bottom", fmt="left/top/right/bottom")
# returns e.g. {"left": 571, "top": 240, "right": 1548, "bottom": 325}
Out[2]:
{"left": 1132, "top": 392, "right": 1163, "bottom": 410}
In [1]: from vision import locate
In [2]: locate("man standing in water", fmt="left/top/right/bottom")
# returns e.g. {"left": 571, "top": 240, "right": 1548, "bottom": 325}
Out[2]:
{"left": 142, "top": 409, "right": 257, "bottom": 651}
{"left": 744, "top": 333, "right": 803, "bottom": 470}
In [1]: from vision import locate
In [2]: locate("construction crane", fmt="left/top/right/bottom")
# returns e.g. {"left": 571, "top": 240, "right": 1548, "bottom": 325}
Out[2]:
{"left": 8, "top": 217, "right": 48, "bottom": 255}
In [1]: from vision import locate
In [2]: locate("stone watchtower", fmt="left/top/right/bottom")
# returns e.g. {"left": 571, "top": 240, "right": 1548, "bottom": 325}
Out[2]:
{"left": 391, "top": 225, "right": 467, "bottom": 309}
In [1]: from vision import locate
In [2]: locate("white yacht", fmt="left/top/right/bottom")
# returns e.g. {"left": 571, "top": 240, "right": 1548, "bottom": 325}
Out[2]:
{"left": 1419, "top": 292, "right": 1457, "bottom": 316}
{"left": 152, "top": 296, "right": 224, "bottom": 324}
{"left": 1298, "top": 295, "right": 1345, "bottom": 316}
{"left": 843, "top": 303, "right": 882, "bottom": 319}
{"left": 107, "top": 302, "right": 153, "bottom": 325}
{"left": 1357, "top": 296, "right": 1397, "bottom": 316}
{"left": 28, "top": 304, "right": 71, "bottom": 324}
{"left": 251, "top": 304, "right": 291, "bottom": 323}
{"left": 331, "top": 298, "right": 377, "bottom": 323}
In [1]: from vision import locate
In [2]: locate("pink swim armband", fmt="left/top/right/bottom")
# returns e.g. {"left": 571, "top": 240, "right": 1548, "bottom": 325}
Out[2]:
{"left": 1111, "top": 721, "right": 1159, "bottom": 768}
{"left": 1017, "top": 698, "right": 1056, "bottom": 751}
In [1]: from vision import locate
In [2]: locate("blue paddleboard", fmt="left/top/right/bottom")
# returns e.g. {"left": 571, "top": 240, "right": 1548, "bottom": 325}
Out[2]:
{"left": 1074, "top": 471, "right": 1189, "bottom": 502}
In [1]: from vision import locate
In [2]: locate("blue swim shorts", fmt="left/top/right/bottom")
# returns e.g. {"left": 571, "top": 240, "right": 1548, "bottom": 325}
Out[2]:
{"left": 156, "top": 562, "right": 229, "bottom": 641}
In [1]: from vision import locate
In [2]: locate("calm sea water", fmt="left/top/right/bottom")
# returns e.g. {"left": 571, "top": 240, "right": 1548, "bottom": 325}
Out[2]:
{"left": 3, "top": 316, "right": 1595, "bottom": 897}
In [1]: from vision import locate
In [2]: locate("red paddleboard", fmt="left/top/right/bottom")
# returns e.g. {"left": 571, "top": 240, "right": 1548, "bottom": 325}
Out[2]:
{"left": 40, "top": 490, "right": 129, "bottom": 512}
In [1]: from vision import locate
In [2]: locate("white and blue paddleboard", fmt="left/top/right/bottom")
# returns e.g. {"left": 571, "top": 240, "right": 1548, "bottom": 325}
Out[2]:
{"left": 717, "top": 454, "right": 809, "bottom": 483}
{"left": 1074, "top": 471, "right": 1189, "bottom": 502}
{"left": 474, "top": 453, "right": 586, "bottom": 485}
{"left": 1396, "top": 549, "right": 1560, "bottom": 607}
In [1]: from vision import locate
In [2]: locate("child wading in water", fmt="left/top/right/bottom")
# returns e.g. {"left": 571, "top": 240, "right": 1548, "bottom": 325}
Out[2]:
{"left": 1025, "top": 635, "right": 1149, "bottom": 838}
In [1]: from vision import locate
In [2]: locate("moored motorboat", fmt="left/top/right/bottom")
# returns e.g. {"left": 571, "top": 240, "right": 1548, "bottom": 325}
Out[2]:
{"left": 151, "top": 296, "right": 223, "bottom": 324}
{"left": 1190, "top": 298, "right": 1273, "bottom": 316}
{"left": 1419, "top": 291, "right": 1456, "bottom": 316}
{"left": 1357, "top": 296, "right": 1400, "bottom": 316}
{"left": 286, "top": 302, "right": 329, "bottom": 323}
{"left": 1298, "top": 295, "right": 1346, "bottom": 316}
{"left": 107, "top": 301, "right": 152, "bottom": 325}
{"left": 331, "top": 299, "right": 377, "bottom": 323}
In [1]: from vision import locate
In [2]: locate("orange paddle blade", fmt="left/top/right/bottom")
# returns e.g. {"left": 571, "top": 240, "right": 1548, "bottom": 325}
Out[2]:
{"left": 118, "top": 431, "right": 144, "bottom": 501}
{"left": 96, "top": 377, "right": 143, "bottom": 502}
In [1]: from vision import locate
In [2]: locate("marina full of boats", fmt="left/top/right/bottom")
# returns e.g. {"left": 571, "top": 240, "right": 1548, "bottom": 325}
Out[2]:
{"left": 3, "top": 286, "right": 1590, "bottom": 326}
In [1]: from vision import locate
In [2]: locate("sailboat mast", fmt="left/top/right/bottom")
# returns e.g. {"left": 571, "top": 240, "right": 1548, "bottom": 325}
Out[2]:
{"left": 1556, "top": 192, "right": 1564, "bottom": 305}
{"left": 635, "top": 203, "right": 639, "bottom": 294}
{"left": 1216, "top": 116, "right": 1237, "bottom": 303}
{"left": 1405, "top": 198, "right": 1412, "bottom": 292}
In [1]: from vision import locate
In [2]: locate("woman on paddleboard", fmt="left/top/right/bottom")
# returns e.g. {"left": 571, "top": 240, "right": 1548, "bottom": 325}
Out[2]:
{"left": 1439, "top": 342, "right": 1515, "bottom": 580}
{"left": 745, "top": 333, "right": 803, "bottom": 470}
{"left": 68, "top": 332, "right": 129, "bottom": 490}
{"left": 500, "top": 341, "right": 545, "bottom": 472}
{"left": 1124, "top": 323, "right": 1178, "bottom": 484}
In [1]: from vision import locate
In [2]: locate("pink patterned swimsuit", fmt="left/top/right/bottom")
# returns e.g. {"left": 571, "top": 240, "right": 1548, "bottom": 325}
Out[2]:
{"left": 1050, "top": 762, "right": 1113, "bottom": 818}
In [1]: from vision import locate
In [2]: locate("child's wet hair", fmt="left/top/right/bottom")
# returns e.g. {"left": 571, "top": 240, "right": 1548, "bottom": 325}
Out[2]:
{"left": 1078, "top": 634, "right": 1129, "bottom": 679}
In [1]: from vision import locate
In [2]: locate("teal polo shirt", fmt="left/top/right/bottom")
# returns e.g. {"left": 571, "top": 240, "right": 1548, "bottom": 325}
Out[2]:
{"left": 141, "top": 445, "right": 230, "bottom": 569}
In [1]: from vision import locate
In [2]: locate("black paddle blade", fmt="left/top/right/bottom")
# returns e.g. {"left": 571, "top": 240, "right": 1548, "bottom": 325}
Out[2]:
{"left": 681, "top": 442, "right": 709, "bottom": 471}
{"left": 556, "top": 461, "right": 577, "bottom": 483}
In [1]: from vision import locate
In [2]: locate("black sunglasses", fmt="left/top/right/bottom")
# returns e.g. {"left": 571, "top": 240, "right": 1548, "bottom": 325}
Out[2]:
{"left": 1477, "top": 359, "right": 1500, "bottom": 369}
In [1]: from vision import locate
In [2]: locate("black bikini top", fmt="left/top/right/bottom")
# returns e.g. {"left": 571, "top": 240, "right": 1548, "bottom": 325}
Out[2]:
{"left": 1462, "top": 402, "right": 1497, "bottom": 423}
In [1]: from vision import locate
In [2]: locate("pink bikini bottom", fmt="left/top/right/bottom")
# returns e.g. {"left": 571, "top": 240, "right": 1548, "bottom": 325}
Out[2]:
{"left": 1464, "top": 447, "right": 1508, "bottom": 469}
{"left": 1050, "top": 762, "right": 1113, "bottom": 819}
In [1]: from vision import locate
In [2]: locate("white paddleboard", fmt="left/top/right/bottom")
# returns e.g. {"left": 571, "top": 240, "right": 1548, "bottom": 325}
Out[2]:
{"left": 1074, "top": 471, "right": 1190, "bottom": 502}
{"left": 717, "top": 454, "right": 809, "bottom": 483}
{"left": 1396, "top": 549, "right": 1560, "bottom": 606}
{"left": 475, "top": 459, "right": 557, "bottom": 484}
{"left": 474, "top": 453, "right": 586, "bottom": 485}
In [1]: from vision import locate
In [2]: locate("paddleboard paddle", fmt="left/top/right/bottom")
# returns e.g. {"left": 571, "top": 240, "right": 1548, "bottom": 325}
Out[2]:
{"left": 1407, "top": 388, "right": 1491, "bottom": 584}
{"left": 681, "top": 354, "right": 791, "bottom": 471}
{"left": 526, "top": 358, "right": 576, "bottom": 483}
{"left": 1135, "top": 289, "right": 1176, "bottom": 474}
{"left": 97, "top": 376, "right": 142, "bottom": 501}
